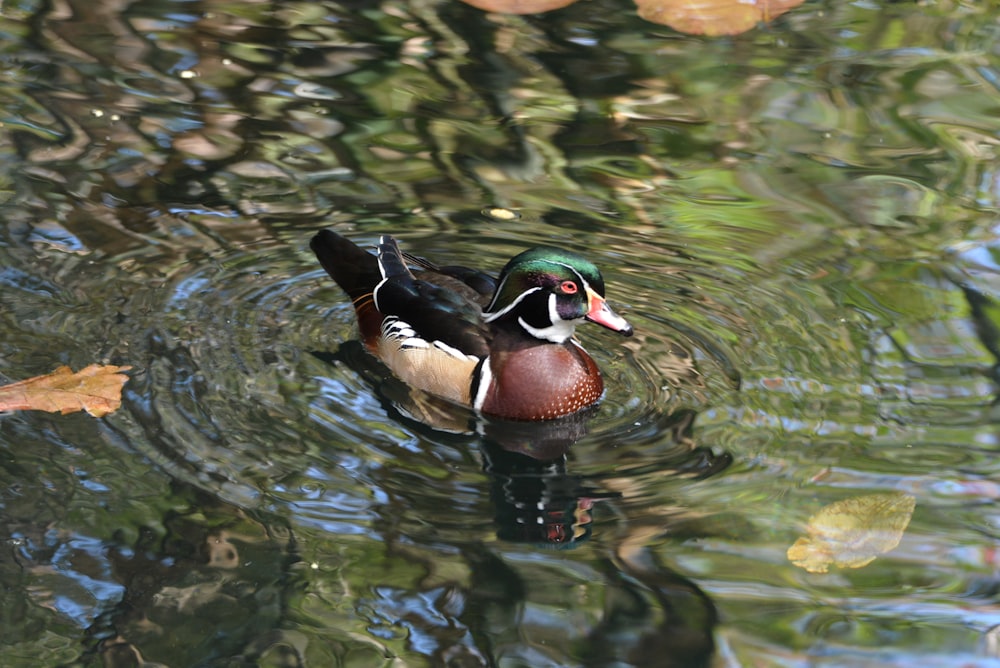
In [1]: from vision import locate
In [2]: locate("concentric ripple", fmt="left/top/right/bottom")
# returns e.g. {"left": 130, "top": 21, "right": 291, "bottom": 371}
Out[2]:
{"left": 96, "top": 226, "right": 756, "bottom": 540}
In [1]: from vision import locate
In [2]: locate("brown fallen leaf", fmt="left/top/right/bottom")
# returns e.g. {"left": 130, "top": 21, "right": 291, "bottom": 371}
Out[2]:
{"left": 787, "top": 492, "right": 916, "bottom": 574}
{"left": 635, "top": 0, "right": 805, "bottom": 36}
{"left": 0, "top": 365, "right": 133, "bottom": 417}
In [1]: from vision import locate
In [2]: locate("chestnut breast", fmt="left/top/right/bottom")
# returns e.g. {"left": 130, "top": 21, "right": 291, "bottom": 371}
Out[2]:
{"left": 481, "top": 341, "right": 604, "bottom": 420}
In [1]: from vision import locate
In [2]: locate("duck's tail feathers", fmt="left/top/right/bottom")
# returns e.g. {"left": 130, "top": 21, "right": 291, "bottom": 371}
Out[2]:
{"left": 311, "top": 230, "right": 386, "bottom": 348}
{"left": 310, "top": 229, "right": 382, "bottom": 302}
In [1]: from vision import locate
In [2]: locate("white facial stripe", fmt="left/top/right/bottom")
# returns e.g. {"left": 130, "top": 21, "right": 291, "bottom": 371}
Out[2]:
{"left": 472, "top": 357, "right": 493, "bottom": 411}
{"left": 485, "top": 273, "right": 508, "bottom": 310}
{"left": 486, "top": 261, "right": 595, "bottom": 310}
{"left": 517, "top": 315, "right": 579, "bottom": 343}
{"left": 549, "top": 261, "right": 593, "bottom": 295}
{"left": 484, "top": 259, "right": 600, "bottom": 333}
{"left": 483, "top": 286, "right": 541, "bottom": 322}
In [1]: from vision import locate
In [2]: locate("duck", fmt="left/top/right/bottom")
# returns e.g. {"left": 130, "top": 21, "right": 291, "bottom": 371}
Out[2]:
{"left": 310, "top": 229, "right": 633, "bottom": 421}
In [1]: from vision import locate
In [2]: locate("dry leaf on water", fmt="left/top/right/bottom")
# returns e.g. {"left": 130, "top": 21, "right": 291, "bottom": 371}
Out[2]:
{"left": 787, "top": 492, "right": 916, "bottom": 574}
{"left": 458, "top": 0, "right": 578, "bottom": 14}
{"left": 456, "top": 0, "right": 803, "bottom": 33}
{"left": 0, "top": 365, "right": 132, "bottom": 417}
{"left": 635, "top": 0, "right": 805, "bottom": 36}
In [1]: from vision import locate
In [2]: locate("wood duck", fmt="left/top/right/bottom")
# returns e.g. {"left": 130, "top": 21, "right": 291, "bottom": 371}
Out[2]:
{"left": 310, "top": 230, "right": 633, "bottom": 421}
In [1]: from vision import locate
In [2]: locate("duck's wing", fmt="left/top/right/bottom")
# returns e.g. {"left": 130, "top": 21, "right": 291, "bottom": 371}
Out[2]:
{"left": 374, "top": 236, "right": 492, "bottom": 359}
{"left": 402, "top": 251, "right": 498, "bottom": 306}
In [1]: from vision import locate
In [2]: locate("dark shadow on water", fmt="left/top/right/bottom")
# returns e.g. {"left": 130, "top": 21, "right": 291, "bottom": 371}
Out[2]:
{"left": 451, "top": 542, "right": 718, "bottom": 668}
{"left": 312, "top": 341, "right": 729, "bottom": 667}
{"left": 480, "top": 411, "right": 732, "bottom": 549}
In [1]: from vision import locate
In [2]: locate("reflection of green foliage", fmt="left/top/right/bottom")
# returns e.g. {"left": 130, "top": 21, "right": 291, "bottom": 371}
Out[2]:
{"left": 2, "top": 0, "right": 1000, "bottom": 665}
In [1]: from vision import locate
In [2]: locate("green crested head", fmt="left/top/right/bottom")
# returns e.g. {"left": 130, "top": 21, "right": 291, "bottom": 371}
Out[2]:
{"left": 488, "top": 247, "right": 605, "bottom": 307}
{"left": 484, "top": 247, "right": 632, "bottom": 343}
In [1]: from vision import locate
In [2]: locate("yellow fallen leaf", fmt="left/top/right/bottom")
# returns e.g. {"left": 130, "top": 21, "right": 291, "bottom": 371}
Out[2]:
{"left": 787, "top": 493, "right": 916, "bottom": 574}
{"left": 635, "top": 0, "right": 805, "bottom": 36}
{"left": 0, "top": 365, "right": 133, "bottom": 417}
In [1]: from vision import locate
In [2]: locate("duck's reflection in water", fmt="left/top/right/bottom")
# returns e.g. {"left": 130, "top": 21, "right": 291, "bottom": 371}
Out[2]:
{"left": 320, "top": 343, "right": 731, "bottom": 666}
{"left": 478, "top": 409, "right": 729, "bottom": 667}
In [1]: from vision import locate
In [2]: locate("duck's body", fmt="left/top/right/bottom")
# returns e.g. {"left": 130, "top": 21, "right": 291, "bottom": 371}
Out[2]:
{"left": 310, "top": 230, "right": 632, "bottom": 421}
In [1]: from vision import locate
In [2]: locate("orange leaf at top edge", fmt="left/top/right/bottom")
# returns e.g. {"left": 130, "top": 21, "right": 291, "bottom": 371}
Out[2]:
{"left": 459, "top": 0, "right": 579, "bottom": 15}
{"left": 635, "top": 0, "right": 806, "bottom": 36}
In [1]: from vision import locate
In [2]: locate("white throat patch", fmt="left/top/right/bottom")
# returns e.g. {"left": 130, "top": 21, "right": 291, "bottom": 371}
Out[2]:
{"left": 517, "top": 293, "right": 579, "bottom": 343}
{"left": 517, "top": 316, "right": 579, "bottom": 343}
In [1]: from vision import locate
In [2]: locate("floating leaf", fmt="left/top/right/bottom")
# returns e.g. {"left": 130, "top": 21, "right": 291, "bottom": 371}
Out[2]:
{"left": 787, "top": 493, "right": 916, "bottom": 574}
{"left": 0, "top": 365, "right": 133, "bottom": 417}
{"left": 635, "top": 0, "right": 805, "bottom": 36}
{"left": 458, "top": 0, "right": 578, "bottom": 14}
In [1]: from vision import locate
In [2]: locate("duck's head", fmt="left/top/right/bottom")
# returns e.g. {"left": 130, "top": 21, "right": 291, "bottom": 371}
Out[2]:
{"left": 483, "top": 247, "right": 633, "bottom": 343}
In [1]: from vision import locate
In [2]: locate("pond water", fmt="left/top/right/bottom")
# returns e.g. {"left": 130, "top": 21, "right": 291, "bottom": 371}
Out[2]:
{"left": 1, "top": 0, "right": 1000, "bottom": 665}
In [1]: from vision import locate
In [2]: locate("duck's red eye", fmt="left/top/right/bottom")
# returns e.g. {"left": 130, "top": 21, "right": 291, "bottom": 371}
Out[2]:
{"left": 560, "top": 281, "right": 578, "bottom": 294}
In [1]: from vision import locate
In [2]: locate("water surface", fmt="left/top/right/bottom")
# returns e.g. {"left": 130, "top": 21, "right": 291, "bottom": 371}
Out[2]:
{"left": 1, "top": 0, "right": 1000, "bottom": 665}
